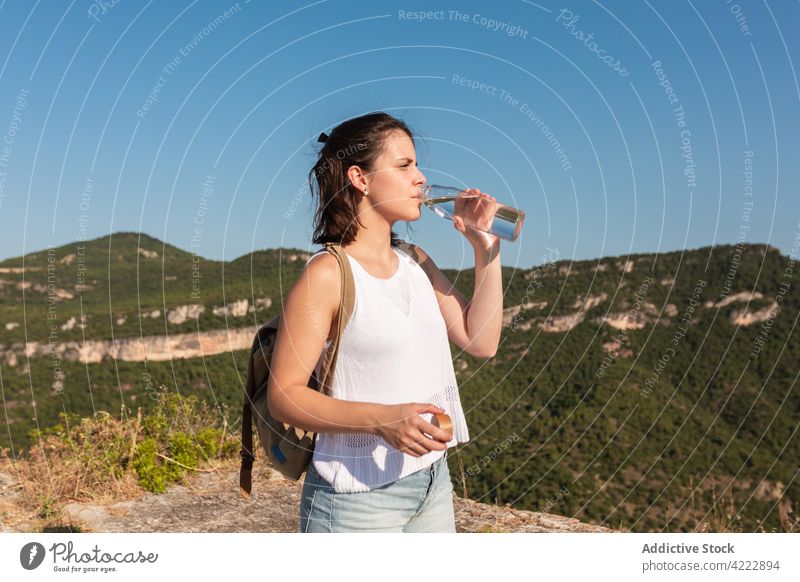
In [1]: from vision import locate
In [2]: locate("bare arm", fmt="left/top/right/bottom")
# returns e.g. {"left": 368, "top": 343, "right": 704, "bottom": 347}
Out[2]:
{"left": 465, "top": 241, "right": 503, "bottom": 356}
{"left": 412, "top": 242, "right": 503, "bottom": 358}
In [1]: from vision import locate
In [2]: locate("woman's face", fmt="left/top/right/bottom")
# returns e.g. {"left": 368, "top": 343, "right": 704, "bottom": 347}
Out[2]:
{"left": 360, "top": 129, "right": 427, "bottom": 222}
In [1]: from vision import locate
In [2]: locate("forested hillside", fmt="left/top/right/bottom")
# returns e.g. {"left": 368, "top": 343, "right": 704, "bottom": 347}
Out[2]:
{"left": 1, "top": 233, "right": 797, "bottom": 532}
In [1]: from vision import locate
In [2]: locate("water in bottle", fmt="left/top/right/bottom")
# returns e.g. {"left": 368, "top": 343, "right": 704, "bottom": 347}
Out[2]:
{"left": 419, "top": 185, "right": 525, "bottom": 242}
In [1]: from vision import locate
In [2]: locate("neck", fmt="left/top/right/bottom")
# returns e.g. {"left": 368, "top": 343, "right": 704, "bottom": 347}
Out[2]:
{"left": 344, "top": 205, "right": 397, "bottom": 262}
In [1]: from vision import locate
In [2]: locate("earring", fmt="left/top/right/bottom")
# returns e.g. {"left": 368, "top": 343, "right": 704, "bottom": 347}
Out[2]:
{"left": 363, "top": 189, "right": 369, "bottom": 196}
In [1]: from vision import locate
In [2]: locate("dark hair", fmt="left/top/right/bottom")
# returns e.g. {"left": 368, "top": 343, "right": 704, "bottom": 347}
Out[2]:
{"left": 309, "top": 112, "right": 416, "bottom": 247}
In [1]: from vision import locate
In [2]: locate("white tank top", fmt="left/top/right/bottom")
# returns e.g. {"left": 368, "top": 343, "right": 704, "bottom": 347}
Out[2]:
{"left": 306, "top": 244, "right": 470, "bottom": 492}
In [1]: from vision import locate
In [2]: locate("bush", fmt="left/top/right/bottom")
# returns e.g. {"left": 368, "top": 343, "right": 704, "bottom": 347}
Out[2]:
{"left": 4, "top": 384, "right": 240, "bottom": 521}
{"left": 129, "top": 387, "right": 237, "bottom": 493}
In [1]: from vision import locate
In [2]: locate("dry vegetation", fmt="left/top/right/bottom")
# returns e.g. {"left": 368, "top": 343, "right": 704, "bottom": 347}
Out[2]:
{"left": 0, "top": 386, "right": 239, "bottom": 532}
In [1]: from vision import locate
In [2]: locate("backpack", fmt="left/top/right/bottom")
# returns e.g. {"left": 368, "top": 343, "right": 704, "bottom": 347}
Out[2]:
{"left": 239, "top": 242, "right": 355, "bottom": 496}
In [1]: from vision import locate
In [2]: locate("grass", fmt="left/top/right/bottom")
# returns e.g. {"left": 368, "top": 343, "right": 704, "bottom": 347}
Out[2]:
{"left": 0, "top": 386, "right": 240, "bottom": 531}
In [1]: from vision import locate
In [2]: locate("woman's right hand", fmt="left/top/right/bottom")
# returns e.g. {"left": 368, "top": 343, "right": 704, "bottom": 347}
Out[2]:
{"left": 371, "top": 403, "right": 453, "bottom": 457}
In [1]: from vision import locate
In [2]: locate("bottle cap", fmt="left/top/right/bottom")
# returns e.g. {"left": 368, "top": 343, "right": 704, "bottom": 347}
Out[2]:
{"left": 432, "top": 413, "right": 452, "bottom": 434}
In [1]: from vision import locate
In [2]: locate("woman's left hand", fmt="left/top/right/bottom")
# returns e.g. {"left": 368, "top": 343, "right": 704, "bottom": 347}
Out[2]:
{"left": 453, "top": 188, "right": 501, "bottom": 254}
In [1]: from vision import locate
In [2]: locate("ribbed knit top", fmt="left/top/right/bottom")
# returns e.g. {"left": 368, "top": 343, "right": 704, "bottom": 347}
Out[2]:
{"left": 306, "top": 244, "right": 470, "bottom": 493}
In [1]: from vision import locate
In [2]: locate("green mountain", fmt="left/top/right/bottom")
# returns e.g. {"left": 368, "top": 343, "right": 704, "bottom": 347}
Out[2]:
{"left": 0, "top": 231, "right": 304, "bottom": 343}
{"left": 1, "top": 233, "right": 797, "bottom": 533}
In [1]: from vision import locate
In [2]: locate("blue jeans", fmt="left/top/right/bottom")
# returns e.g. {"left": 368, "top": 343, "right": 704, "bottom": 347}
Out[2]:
{"left": 300, "top": 452, "right": 456, "bottom": 533}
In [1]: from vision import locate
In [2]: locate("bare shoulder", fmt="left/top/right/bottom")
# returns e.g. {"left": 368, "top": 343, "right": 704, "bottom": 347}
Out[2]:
{"left": 304, "top": 250, "right": 340, "bottom": 279}
{"left": 294, "top": 251, "right": 341, "bottom": 339}
{"left": 299, "top": 252, "right": 341, "bottom": 301}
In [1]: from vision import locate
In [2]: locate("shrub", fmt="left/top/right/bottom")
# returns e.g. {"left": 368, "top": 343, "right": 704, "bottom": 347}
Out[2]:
{"left": 2, "top": 384, "right": 239, "bottom": 522}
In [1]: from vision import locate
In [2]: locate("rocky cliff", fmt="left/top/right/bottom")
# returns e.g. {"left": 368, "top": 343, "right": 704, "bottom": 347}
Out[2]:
{"left": 0, "top": 458, "right": 615, "bottom": 533}
{"left": 1, "top": 326, "right": 259, "bottom": 367}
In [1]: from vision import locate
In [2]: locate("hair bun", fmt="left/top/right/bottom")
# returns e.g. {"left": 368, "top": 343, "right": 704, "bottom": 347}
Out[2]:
{"left": 317, "top": 131, "right": 329, "bottom": 143}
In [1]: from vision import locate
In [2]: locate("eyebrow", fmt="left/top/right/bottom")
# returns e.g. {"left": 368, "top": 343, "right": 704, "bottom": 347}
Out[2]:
{"left": 395, "top": 157, "right": 416, "bottom": 163}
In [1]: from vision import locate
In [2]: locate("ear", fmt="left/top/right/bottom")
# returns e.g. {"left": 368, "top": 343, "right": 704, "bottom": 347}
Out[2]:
{"left": 346, "top": 165, "right": 368, "bottom": 193}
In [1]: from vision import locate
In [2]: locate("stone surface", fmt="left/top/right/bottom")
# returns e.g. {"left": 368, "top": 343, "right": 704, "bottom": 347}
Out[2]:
{"left": 4, "top": 462, "right": 616, "bottom": 534}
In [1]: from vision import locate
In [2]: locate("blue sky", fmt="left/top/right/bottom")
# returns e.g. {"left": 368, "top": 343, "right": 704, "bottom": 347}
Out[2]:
{"left": 0, "top": 0, "right": 797, "bottom": 269}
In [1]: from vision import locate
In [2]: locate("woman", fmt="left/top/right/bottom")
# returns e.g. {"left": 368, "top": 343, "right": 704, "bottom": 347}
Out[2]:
{"left": 267, "top": 112, "right": 503, "bottom": 532}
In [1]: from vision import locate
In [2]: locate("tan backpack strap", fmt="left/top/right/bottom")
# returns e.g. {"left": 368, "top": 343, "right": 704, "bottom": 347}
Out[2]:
{"left": 315, "top": 243, "right": 355, "bottom": 396}
{"left": 396, "top": 241, "right": 436, "bottom": 285}
{"left": 395, "top": 241, "right": 421, "bottom": 263}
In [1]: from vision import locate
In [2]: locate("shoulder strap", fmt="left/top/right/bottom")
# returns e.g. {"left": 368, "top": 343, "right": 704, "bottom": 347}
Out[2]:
{"left": 395, "top": 241, "right": 434, "bottom": 285}
{"left": 315, "top": 243, "right": 355, "bottom": 396}
{"left": 395, "top": 241, "right": 420, "bottom": 263}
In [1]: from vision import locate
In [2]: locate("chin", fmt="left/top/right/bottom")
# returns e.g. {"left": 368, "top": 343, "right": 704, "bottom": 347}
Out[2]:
{"left": 391, "top": 206, "right": 422, "bottom": 222}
